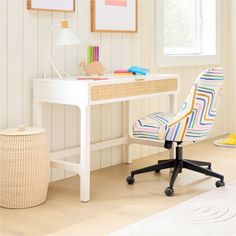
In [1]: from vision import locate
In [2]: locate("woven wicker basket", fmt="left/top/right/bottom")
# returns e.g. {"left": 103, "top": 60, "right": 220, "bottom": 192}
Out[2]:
{"left": 0, "top": 126, "right": 49, "bottom": 209}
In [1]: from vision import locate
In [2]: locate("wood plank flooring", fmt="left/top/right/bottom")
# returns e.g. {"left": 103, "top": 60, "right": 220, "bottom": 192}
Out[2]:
{"left": 1, "top": 137, "right": 236, "bottom": 236}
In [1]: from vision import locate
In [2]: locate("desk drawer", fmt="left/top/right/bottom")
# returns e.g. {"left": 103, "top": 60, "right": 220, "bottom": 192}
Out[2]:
{"left": 91, "top": 79, "right": 178, "bottom": 101}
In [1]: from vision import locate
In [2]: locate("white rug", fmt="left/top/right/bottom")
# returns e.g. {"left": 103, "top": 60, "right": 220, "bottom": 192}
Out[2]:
{"left": 109, "top": 181, "right": 236, "bottom": 236}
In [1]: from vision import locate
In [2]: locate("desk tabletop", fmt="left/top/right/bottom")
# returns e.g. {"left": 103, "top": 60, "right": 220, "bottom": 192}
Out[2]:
{"left": 34, "top": 73, "right": 179, "bottom": 86}
{"left": 33, "top": 73, "right": 179, "bottom": 106}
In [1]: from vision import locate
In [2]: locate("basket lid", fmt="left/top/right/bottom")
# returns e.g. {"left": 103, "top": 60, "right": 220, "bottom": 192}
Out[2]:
{"left": 0, "top": 125, "right": 45, "bottom": 136}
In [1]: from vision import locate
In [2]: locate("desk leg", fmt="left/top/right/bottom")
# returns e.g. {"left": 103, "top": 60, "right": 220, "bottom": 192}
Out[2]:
{"left": 79, "top": 105, "right": 91, "bottom": 202}
{"left": 123, "top": 101, "right": 131, "bottom": 164}
{"left": 169, "top": 94, "right": 177, "bottom": 160}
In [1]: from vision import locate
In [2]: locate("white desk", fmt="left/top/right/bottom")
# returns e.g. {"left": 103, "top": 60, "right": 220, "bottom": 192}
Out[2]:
{"left": 33, "top": 74, "right": 179, "bottom": 202}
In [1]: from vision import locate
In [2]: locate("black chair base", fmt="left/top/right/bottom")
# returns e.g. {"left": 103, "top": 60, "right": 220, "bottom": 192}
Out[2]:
{"left": 126, "top": 143, "right": 225, "bottom": 196}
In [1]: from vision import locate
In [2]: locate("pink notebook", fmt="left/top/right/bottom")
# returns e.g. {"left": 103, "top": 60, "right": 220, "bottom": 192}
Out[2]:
{"left": 113, "top": 69, "right": 130, "bottom": 73}
{"left": 77, "top": 77, "right": 109, "bottom": 81}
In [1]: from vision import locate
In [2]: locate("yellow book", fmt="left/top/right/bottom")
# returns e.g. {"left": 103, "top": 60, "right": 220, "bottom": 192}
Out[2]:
{"left": 214, "top": 133, "right": 236, "bottom": 148}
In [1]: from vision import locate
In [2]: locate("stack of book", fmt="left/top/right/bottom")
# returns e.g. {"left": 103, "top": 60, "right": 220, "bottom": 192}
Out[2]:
{"left": 113, "top": 66, "right": 150, "bottom": 76}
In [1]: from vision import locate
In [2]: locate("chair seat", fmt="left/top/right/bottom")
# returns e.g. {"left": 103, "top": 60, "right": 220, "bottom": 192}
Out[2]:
{"left": 133, "top": 112, "right": 176, "bottom": 140}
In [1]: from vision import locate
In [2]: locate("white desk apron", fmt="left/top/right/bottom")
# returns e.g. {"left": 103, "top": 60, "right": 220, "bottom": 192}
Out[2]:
{"left": 33, "top": 74, "right": 179, "bottom": 202}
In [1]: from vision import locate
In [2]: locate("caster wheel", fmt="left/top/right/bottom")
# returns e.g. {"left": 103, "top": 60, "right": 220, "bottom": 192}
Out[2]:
{"left": 165, "top": 187, "right": 174, "bottom": 196}
{"left": 155, "top": 170, "right": 160, "bottom": 173}
{"left": 215, "top": 180, "right": 225, "bottom": 188}
{"left": 126, "top": 176, "right": 135, "bottom": 185}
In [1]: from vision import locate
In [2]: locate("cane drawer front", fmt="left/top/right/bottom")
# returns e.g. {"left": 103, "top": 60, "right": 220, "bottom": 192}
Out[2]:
{"left": 90, "top": 78, "right": 178, "bottom": 101}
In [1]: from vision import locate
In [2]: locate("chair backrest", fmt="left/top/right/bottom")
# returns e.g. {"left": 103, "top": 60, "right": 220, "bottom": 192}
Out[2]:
{"left": 165, "top": 68, "right": 224, "bottom": 142}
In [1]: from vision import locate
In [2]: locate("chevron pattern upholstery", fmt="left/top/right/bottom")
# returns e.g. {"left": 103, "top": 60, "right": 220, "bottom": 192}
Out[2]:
{"left": 133, "top": 68, "right": 224, "bottom": 142}
{"left": 133, "top": 112, "right": 175, "bottom": 140}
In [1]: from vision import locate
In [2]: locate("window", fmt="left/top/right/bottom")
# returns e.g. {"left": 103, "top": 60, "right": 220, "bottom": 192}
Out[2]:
{"left": 164, "top": 0, "right": 201, "bottom": 55}
{"left": 156, "top": 0, "right": 220, "bottom": 67}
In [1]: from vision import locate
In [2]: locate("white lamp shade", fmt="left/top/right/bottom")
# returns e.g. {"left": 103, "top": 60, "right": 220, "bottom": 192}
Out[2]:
{"left": 56, "top": 28, "right": 80, "bottom": 46}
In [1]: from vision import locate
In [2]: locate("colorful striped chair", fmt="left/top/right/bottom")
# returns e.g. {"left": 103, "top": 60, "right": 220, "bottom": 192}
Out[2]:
{"left": 127, "top": 68, "right": 225, "bottom": 196}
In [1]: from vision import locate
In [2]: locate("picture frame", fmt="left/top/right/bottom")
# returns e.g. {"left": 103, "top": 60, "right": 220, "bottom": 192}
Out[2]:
{"left": 91, "top": 0, "right": 138, "bottom": 33}
{"left": 27, "top": 0, "right": 75, "bottom": 12}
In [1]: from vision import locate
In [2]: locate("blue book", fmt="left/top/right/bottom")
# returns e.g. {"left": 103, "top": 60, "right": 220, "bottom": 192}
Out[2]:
{"left": 128, "top": 66, "right": 150, "bottom": 75}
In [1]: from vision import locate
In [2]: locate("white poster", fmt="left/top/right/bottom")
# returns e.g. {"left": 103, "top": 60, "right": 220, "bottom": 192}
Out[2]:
{"left": 28, "top": 0, "right": 75, "bottom": 12}
{"left": 91, "top": 0, "right": 137, "bottom": 32}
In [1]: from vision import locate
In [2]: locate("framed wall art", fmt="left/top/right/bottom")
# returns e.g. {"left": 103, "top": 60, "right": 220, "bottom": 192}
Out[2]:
{"left": 91, "top": 0, "right": 138, "bottom": 33}
{"left": 27, "top": 0, "right": 75, "bottom": 12}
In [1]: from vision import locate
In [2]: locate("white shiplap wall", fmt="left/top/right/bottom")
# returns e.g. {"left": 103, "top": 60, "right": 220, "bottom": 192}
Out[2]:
{"left": 229, "top": 0, "right": 236, "bottom": 132}
{"left": 0, "top": 0, "right": 230, "bottom": 181}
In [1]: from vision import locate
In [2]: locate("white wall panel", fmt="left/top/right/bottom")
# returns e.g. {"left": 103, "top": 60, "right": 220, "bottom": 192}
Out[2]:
{"left": 7, "top": 0, "right": 24, "bottom": 127}
{"left": 228, "top": 0, "right": 236, "bottom": 132}
{"left": 51, "top": 104, "right": 65, "bottom": 181}
{"left": 0, "top": 0, "right": 231, "bottom": 182}
{"left": 23, "top": 2, "right": 38, "bottom": 126}
{"left": 0, "top": 0, "right": 8, "bottom": 129}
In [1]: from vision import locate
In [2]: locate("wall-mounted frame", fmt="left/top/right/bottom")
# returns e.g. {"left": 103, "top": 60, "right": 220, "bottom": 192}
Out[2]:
{"left": 27, "top": 0, "right": 75, "bottom": 12}
{"left": 91, "top": 0, "right": 138, "bottom": 33}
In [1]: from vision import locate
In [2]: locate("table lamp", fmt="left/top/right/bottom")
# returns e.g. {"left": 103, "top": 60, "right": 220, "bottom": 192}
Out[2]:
{"left": 44, "top": 20, "right": 80, "bottom": 79}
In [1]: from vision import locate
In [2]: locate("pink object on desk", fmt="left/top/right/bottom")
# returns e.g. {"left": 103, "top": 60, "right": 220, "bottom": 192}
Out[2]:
{"left": 77, "top": 77, "right": 109, "bottom": 81}
{"left": 114, "top": 69, "right": 130, "bottom": 73}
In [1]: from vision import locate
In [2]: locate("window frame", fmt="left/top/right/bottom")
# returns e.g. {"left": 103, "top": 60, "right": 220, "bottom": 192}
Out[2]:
{"left": 156, "top": 0, "right": 221, "bottom": 67}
